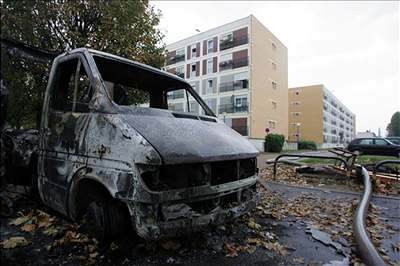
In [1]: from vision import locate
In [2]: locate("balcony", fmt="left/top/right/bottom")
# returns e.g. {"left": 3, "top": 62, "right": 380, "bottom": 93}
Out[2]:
{"left": 219, "top": 57, "right": 248, "bottom": 72}
{"left": 219, "top": 80, "right": 249, "bottom": 93}
{"left": 167, "top": 53, "right": 185, "bottom": 65}
{"left": 220, "top": 37, "right": 234, "bottom": 51}
{"left": 218, "top": 103, "right": 248, "bottom": 114}
{"left": 220, "top": 36, "right": 248, "bottom": 51}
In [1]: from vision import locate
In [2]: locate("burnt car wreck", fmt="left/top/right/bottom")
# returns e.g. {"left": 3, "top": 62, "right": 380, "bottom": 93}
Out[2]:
{"left": 1, "top": 47, "right": 260, "bottom": 241}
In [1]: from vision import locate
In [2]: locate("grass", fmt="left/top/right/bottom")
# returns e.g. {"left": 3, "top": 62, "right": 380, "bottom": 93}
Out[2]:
{"left": 299, "top": 155, "right": 399, "bottom": 165}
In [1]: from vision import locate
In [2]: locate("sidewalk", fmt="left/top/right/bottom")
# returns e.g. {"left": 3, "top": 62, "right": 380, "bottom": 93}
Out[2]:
{"left": 257, "top": 149, "right": 328, "bottom": 169}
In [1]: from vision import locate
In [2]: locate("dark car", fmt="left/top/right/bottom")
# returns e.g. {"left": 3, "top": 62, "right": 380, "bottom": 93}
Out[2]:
{"left": 347, "top": 138, "right": 400, "bottom": 157}
{"left": 386, "top": 137, "right": 400, "bottom": 145}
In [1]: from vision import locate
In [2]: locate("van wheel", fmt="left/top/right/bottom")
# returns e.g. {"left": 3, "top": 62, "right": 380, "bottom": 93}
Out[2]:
{"left": 83, "top": 191, "right": 127, "bottom": 242}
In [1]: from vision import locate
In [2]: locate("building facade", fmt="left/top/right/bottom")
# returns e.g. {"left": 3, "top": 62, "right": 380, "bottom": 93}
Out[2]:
{"left": 165, "top": 15, "right": 288, "bottom": 148}
{"left": 288, "top": 84, "right": 356, "bottom": 145}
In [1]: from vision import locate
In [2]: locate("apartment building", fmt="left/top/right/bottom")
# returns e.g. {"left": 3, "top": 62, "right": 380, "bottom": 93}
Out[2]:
{"left": 288, "top": 84, "right": 356, "bottom": 146}
{"left": 165, "top": 15, "right": 288, "bottom": 148}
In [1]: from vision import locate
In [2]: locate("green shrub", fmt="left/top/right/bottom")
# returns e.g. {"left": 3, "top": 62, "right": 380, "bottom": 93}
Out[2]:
{"left": 265, "top": 134, "right": 285, "bottom": 152}
{"left": 298, "top": 140, "right": 317, "bottom": 150}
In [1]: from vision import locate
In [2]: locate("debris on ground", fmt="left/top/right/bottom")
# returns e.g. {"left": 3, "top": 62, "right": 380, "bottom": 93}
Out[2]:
{"left": 263, "top": 164, "right": 399, "bottom": 196}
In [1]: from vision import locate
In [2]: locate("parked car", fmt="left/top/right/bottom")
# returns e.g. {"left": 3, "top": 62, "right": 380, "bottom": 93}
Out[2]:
{"left": 386, "top": 137, "right": 400, "bottom": 145}
{"left": 347, "top": 138, "right": 400, "bottom": 157}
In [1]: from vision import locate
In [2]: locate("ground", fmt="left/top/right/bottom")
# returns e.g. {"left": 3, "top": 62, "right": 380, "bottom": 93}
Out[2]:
{"left": 1, "top": 152, "right": 399, "bottom": 266}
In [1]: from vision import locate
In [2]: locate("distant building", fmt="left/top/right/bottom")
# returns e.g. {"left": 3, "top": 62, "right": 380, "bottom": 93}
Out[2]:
{"left": 355, "top": 131, "right": 376, "bottom": 138}
{"left": 288, "top": 84, "right": 356, "bottom": 146}
{"left": 165, "top": 15, "right": 288, "bottom": 149}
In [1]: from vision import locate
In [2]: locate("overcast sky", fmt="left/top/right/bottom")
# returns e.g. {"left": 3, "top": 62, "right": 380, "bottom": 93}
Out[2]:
{"left": 151, "top": 1, "right": 399, "bottom": 135}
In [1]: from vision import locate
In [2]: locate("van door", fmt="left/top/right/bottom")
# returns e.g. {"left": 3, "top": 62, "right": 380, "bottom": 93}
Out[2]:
{"left": 39, "top": 55, "right": 94, "bottom": 214}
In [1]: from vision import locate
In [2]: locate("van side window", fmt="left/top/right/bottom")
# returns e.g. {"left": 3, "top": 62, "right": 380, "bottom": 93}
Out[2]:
{"left": 51, "top": 58, "right": 93, "bottom": 112}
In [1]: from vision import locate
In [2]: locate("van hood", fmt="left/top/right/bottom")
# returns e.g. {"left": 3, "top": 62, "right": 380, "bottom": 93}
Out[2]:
{"left": 117, "top": 107, "right": 259, "bottom": 164}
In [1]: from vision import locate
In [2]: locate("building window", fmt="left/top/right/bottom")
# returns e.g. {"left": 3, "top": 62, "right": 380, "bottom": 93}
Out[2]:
{"left": 292, "top": 112, "right": 301, "bottom": 116}
{"left": 271, "top": 62, "right": 276, "bottom": 71}
{"left": 207, "top": 39, "right": 214, "bottom": 53}
{"left": 191, "top": 63, "right": 197, "bottom": 77}
{"left": 176, "top": 48, "right": 185, "bottom": 62}
{"left": 271, "top": 42, "right": 276, "bottom": 50}
{"left": 176, "top": 65, "right": 184, "bottom": 78}
{"left": 219, "top": 53, "right": 233, "bottom": 71}
{"left": 207, "top": 80, "right": 213, "bottom": 94}
{"left": 205, "top": 98, "right": 217, "bottom": 114}
{"left": 292, "top": 101, "right": 300, "bottom": 106}
{"left": 234, "top": 96, "right": 248, "bottom": 112}
{"left": 271, "top": 101, "right": 277, "bottom": 110}
{"left": 272, "top": 81, "right": 277, "bottom": 89}
{"left": 220, "top": 32, "right": 234, "bottom": 50}
{"left": 191, "top": 44, "right": 197, "bottom": 57}
{"left": 207, "top": 58, "right": 213, "bottom": 74}
{"left": 295, "top": 91, "right": 300, "bottom": 95}
{"left": 219, "top": 72, "right": 249, "bottom": 93}
{"left": 268, "top": 120, "right": 276, "bottom": 129}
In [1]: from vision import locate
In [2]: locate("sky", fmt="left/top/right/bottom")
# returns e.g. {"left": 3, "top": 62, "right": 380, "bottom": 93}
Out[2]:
{"left": 150, "top": 1, "right": 399, "bottom": 135}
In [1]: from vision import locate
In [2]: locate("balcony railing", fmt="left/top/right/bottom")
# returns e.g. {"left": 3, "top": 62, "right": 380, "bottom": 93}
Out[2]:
{"left": 219, "top": 80, "right": 249, "bottom": 93}
{"left": 220, "top": 37, "right": 234, "bottom": 51}
{"left": 219, "top": 57, "right": 248, "bottom": 71}
{"left": 220, "top": 36, "right": 248, "bottom": 51}
{"left": 219, "top": 103, "right": 248, "bottom": 114}
{"left": 166, "top": 53, "right": 185, "bottom": 65}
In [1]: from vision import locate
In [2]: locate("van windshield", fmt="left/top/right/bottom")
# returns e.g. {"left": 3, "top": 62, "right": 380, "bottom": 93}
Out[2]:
{"left": 92, "top": 54, "right": 214, "bottom": 116}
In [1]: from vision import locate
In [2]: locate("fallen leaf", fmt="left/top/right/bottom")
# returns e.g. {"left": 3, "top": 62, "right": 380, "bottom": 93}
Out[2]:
{"left": 89, "top": 252, "right": 98, "bottom": 258}
{"left": 224, "top": 242, "right": 238, "bottom": 258}
{"left": 43, "top": 226, "right": 59, "bottom": 237}
{"left": 159, "top": 239, "right": 181, "bottom": 251}
{"left": 247, "top": 218, "right": 261, "bottom": 230}
{"left": 21, "top": 223, "right": 36, "bottom": 233}
{"left": 1, "top": 236, "right": 30, "bottom": 249}
{"left": 9, "top": 212, "right": 33, "bottom": 226}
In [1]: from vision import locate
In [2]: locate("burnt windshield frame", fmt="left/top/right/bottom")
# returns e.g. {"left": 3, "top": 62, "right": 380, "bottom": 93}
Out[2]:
{"left": 90, "top": 52, "right": 216, "bottom": 117}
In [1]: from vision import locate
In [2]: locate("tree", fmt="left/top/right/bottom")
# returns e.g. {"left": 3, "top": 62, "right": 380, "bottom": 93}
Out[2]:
{"left": 1, "top": 0, "right": 165, "bottom": 128}
{"left": 387, "top": 111, "right": 400, "bottom": 137}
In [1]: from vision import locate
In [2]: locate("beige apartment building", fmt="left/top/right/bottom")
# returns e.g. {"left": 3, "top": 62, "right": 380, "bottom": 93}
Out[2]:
{"left": 288, "top": 85, "right": 356, "bottom": 146}
{"left": 165, "top": 15, "right": 288, "bottom": 150}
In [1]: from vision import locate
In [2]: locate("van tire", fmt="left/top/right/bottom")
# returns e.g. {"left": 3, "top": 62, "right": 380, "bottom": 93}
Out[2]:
{"left": 83, "top": 190, "right": 127, "bottom": 242}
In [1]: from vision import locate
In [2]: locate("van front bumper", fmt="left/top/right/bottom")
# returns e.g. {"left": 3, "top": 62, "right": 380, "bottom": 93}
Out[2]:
{"left": 129, "top": 175, "right": 260, "bottom": 240}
